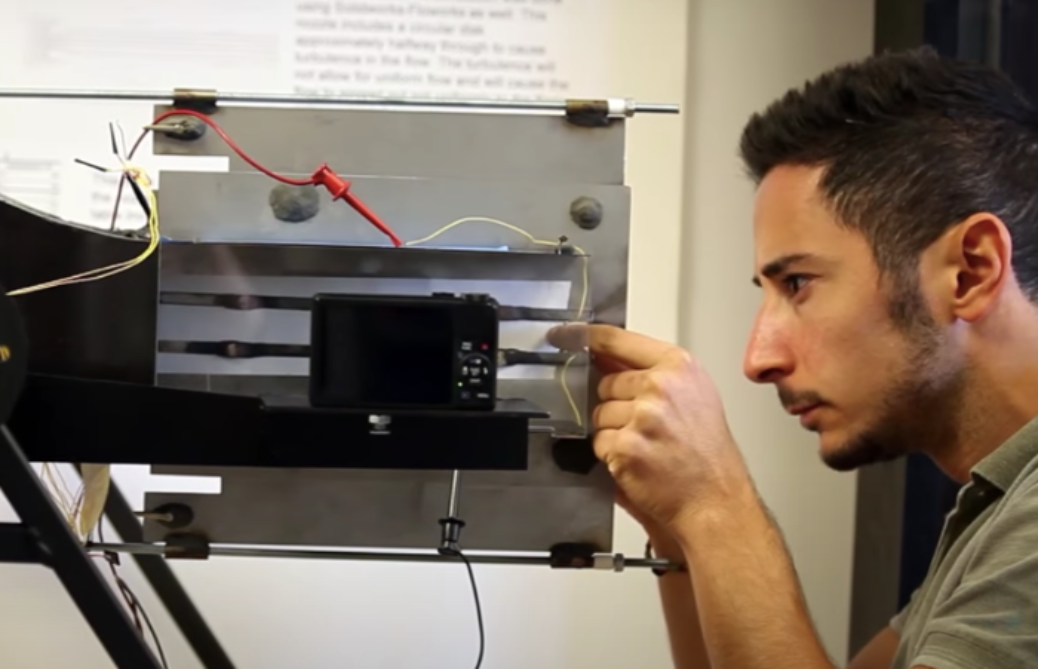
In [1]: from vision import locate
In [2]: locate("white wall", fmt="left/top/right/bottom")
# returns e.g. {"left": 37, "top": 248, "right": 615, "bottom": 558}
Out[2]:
{"left": 679, "top": 0, "right": 876, "bottom": 662}
{"left": 0, "top": 0, "right": 876, "bottom": 667}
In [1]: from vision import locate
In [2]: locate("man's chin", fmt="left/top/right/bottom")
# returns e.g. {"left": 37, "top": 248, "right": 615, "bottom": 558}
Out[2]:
{"left": 819, "top": 435, "right": 902, "bottom": 472}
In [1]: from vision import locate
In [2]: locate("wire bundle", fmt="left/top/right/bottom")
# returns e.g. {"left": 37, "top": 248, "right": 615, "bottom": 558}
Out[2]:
{"left": 38, "top": 462, "right": 167, "bottom": 666}
{"left": 6, "top": 165, "right": 159, "bottom": 297}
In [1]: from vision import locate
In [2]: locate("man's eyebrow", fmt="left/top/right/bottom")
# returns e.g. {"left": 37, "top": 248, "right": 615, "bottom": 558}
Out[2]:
{"left": 751, "top": 253, "right": 816, "bottom": 287}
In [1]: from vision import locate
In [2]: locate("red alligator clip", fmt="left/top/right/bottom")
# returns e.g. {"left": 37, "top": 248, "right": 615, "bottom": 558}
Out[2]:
{"left": 311, "top": 164, "right": 403, "bottom": 247}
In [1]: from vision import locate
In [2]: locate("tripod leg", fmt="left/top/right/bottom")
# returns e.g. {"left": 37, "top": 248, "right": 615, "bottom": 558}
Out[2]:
{"left": 0, "top": 426, "right": 162, "bottom": 668}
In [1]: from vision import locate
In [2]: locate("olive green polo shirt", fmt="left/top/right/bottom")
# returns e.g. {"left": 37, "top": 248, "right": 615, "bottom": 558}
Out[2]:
{"left": 889, "top": 415, "right": 1038, "bottom": 669}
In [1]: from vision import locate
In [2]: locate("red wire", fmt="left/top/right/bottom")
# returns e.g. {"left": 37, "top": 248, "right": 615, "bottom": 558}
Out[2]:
{"left": 149, "top": 109, "right": 314, "bottom": 187}
{"left": 113, "top": 108, "right": 403, "bottom": 246}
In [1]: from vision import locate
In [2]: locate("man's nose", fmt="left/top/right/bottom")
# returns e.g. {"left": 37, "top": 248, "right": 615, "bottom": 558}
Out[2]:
{"left": 743, "top": 312, "right": 794, "bottom": 384}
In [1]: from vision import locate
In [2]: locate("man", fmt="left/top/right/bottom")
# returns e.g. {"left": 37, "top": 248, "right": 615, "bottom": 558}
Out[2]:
{"left": 550, "top": 47, "right": 1038, "bottom": 668}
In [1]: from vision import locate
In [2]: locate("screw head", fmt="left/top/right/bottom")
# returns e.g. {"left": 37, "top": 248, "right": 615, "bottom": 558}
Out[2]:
{"left": 570, "top": 196, "right": 603, "bottom": 230}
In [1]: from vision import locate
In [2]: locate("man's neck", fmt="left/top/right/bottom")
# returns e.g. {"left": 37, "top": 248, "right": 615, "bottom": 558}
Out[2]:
{"left": 930, "top": 319, "right": 1038, "bottom": 483}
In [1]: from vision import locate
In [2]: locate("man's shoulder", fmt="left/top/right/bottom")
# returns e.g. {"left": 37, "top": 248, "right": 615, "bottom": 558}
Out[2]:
{"left": 972, "top": 463, "right": 1038, "bottom": 559}
{"left": 966, "top": 420, "right": 1038, "bottom": 553}
{"left": 890, "top": 448, "right": 1038, "bottom": 668}
{"left": 973, "top": 414, "right": 1038, "bottom": 496}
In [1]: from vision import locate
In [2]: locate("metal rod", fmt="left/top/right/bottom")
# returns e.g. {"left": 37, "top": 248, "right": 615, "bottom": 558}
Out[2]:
{"left": 446, "top": 470, "right": 462, "bottom": 519}
{"left": 439, "top": 469, "right": 465, "bottom": 553}
{"left": 0, "top": 427, "right": 163, "bottom": 669}
{"left": 0, "top": 88, "right": 679, "bottom": 114}
{"left": 87, "top": 542, "right": 677, "bottom": 572}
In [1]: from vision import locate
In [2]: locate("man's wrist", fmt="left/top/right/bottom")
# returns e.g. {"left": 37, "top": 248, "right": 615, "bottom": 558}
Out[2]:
{"left": 646, "top": 528, "right": 684, "bottom": 562}
{"left": 671, "top": 475, "right": 762, "bottom": 555}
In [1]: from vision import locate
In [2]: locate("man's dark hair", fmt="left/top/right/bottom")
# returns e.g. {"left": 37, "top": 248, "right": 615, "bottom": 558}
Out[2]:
{"left": 739, "top": 47, "right": 1038, "bottom": 302}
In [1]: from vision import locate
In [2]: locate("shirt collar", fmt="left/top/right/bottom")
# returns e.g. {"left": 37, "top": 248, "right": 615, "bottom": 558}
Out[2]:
{"left": 972, "top": 413, "right": 1038, "bottom": 491}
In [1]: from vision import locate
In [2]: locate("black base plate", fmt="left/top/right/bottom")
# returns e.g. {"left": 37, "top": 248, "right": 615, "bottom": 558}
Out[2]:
{"left": 10, "top": 374, "right": 543, "bottom": 471}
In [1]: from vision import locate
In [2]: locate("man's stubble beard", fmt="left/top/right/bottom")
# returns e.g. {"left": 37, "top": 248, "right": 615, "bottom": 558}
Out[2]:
{"left": 821, "top": 274, "right": 967, "bottom": 472}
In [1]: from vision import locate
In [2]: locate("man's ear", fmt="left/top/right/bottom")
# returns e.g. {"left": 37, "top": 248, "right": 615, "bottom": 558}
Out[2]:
{"left": 942, "top": 213, "right": 1013, "bottom": 322}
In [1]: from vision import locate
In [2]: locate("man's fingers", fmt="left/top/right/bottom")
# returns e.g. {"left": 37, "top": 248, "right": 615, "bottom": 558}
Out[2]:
{"left": 544, "top": 323, "right": 625, "bottom": 372}
{"left": 548, "top": 323, "right": 679, "bottom": 371}
{"left": 598, "top": 370, "right": 644, "bottom": 401}
{"left": 571, "top": 324, "right": 678, "bottom": 369}
{"left": 589, "top": 325, "right": 678, "bottom": 369}
{"left": 592, "top": 428, "right": 620, "bottom": 466}
{"left": 593, "top": 400, "right": 632, "bottom": 430}
{"left": 546, "top": 323, "right": 590, "bottom": 352}
{"left": 594, "top": 356, "right": 630, "bottom": 375}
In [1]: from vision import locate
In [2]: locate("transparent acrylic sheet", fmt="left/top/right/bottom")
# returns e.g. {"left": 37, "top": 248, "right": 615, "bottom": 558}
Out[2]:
{"left": 142, "top": 104, "right": 621, "bottom": 550}
{"left": 155, "top": 242, "right": 592, "bottom": 437}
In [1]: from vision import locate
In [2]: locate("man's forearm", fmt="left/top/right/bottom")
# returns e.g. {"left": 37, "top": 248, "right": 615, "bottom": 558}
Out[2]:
{"left": 658, "top": 572, "right": 711, "bottom": 668}
{"left": 648, "top": 530, "right": 711, "bottom": 669}
{"left": 673, "top": 484, "right": 834, "bottom": 669}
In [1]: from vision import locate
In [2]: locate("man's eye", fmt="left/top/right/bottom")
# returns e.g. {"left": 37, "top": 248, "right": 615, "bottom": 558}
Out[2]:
{"left": 783, "top": 274, "right": 810, "bottom": 295}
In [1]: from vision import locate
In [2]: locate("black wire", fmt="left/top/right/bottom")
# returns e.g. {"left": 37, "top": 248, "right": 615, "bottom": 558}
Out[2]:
{"left": 95, "top": 521, "right": 169, "bottom": 668}
{"left": 120, "top": 579, "right": 170, "bottom": 669}
{"left": 454, "top": 549, "right": 485, "bottom": 669}
{"left": 95, "top": 523, "right": 142, "bottom": 632}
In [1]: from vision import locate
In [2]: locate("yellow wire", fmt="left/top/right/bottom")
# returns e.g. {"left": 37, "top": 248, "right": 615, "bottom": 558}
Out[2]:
{"left": 42, "top": 463, "right": 74, "bottom": 516}
{"left": 406, "top": 216, "right": 590, "bottom": 429}
{"left": 560, "top": 354, "right": 582, "bottom": 428}
{"left": 6, "top": 167, "right": 160, "bottom": 297}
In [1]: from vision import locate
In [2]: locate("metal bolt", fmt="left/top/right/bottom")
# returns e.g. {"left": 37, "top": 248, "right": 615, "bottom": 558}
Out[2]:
{"left": 147, "top": 503, "right": 194, "bottom": 530}
{"left": 570, "top": 196, "right": 603, "bottom": 230}
{"left": 145, "top": 116, "right": 207, "bottom": 141}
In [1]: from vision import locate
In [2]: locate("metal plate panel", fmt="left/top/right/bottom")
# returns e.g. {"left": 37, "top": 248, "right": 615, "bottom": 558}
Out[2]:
{"left": 156, "top": 171, "right": 630, "bottom": 325}
{"left": 142, "top": 107, "right": 629, "bottom": 552}
{"left": 143, "top": 435, "right": 614, "bottom": 552}
{"left": 154, "top": 243, "right": 594, "bottom": 437}
{"left": 151, "top": 106, "right": 626, "bottom": 185}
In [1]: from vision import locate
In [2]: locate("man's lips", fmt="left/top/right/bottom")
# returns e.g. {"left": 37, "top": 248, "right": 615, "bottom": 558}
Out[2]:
{"left": 787, "top": 403, "right": 823, "bottom": 425}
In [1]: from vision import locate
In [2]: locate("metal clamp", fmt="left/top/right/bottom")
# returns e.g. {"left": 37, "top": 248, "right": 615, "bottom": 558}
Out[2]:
{"left": 164, "top": 533, "right": 211, "bottom": 560}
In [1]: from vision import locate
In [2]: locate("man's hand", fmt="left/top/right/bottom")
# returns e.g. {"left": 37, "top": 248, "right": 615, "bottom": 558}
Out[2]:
{"left": 548, "top": 323, "right": 752, "bottom": 533}
{"left": 550, "top": 325, "right": 837, "bottom": 669}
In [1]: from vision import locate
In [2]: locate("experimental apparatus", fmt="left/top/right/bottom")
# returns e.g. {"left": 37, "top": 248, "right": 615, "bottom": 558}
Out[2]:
{"left": 0, "top": 87, "right": 679, "bottom": 669}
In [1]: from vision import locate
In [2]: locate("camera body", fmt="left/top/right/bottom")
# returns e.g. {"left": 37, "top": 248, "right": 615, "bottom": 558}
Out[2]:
{"left": 308, "top": 292, "right": 499, "bottom": 411}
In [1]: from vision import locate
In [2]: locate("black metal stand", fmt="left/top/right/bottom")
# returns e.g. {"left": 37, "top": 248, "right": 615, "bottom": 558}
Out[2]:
{"left": 0, "top": 425, "right": 163, "bottom": 668}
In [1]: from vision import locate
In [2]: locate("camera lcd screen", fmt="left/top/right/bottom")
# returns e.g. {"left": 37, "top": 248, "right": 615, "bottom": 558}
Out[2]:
{"left": 317, "top": 301, "right": 455, "bottom": 406}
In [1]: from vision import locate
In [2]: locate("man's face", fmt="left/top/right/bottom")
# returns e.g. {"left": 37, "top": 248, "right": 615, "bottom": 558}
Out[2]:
{"left": 744, "top": 165, "right": 962, "bottom": 470}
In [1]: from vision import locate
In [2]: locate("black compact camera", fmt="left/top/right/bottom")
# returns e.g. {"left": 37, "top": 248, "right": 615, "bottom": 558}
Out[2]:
{"left": 308, "top": 292, "right": 499, "bottom": 411}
